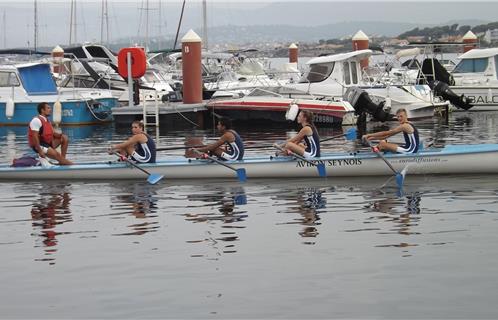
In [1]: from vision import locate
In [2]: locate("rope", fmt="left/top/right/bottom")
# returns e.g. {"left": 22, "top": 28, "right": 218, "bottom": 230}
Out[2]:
{"left": 172, "top": 103, "right": 200, "bottom": 127}
{"left": 84, "top": 99, "right": 111, "bottom": 122}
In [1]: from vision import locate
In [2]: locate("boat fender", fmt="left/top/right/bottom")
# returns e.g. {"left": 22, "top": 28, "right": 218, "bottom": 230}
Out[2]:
{"left": 5, "top": 98, "right": 14, "bottom": 119}
{"left": 285, "top": 102, "right": 299, "bottom": 121}
{"left": 384, "top": 97, "right": 391, "bottom": 109}
{"left": 53, "top": 100, "right": 62, "bottom": 125}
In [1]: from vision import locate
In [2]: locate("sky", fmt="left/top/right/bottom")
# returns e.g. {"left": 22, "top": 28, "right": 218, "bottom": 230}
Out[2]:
{"left": 0, "top": 1, "right": 497, "bottom": 49}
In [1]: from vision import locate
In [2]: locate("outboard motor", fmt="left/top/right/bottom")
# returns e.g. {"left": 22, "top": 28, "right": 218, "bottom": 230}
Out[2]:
{"left": 343, "top": 87, "right": 393, "bottom": 122}
{"left": 430, "top": 80, "right": 473, "bottom": 110}
{"left": 419, "top": 58, "right": 474, "bottom": 110}
{"left": 418, "top": 58, "right": 454, "bottom": 85}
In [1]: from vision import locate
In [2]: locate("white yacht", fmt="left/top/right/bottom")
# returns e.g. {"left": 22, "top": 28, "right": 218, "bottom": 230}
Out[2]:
{"left": 280, "top": 49, "right": 449, "bottom": 119}
{"left": 450, "top": 47, "right": 498, "bottom": 110}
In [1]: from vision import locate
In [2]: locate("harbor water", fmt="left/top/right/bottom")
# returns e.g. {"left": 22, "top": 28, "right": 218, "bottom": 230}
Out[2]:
{"left": 1, "top": 111, "right": 498, "bottom": 318}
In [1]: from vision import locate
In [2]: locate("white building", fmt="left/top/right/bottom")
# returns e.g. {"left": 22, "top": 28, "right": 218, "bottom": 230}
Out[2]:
{"left": 484, "top": 29, "right": 498, "bottom": 43}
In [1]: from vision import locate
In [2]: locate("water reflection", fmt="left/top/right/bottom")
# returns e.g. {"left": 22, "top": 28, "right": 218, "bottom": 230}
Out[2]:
{"left": 0, "top": 125, "right": 106, "bottom": 142}
{"left": 110, "top": 183, "right": 160, "bottom": 236}
{"left": 30, "top": 184, "right": 73, "bottom": 265}
{"left": 365, "top": 191, "right": 422, "bottom": 253}
{"left": 277, "top": 187, "right": 326, "bottom": 245}
{"left": 183, "top": 186, "right": 247, "bottom": 257}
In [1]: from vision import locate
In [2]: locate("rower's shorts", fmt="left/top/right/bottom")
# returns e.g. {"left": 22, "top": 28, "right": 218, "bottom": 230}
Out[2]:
{"left": 396, "top": 145, "right": 418, "bottom": 154}
{"left": 130, "top": 150, "right": 153, "bottom": 163}
{"left": 303, "top": 150, "right": 318, "bottom": 159}
{"left": 220, "top": 151, "right": 238, "bottom": 161}
{"left": 31, "top": 142, "right": 51, "bottom": 154}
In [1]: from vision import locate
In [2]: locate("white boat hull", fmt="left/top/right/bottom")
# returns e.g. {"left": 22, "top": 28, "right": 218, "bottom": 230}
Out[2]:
{"left": 450, "top": 86, "right": 498, "bottom": 110}
{"left": 2, "top": 144, "right": 498, "bottom": 181}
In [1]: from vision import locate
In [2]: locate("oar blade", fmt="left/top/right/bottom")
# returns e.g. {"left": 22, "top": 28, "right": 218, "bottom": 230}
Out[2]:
{"left": 147, "top": 173, "right": 164, "bottom": 185}
{"left": 344, "top": 127, "right": 357, "bottom": 140}
{"left": 396, "top": 165, "right": 409, "bottom": 189}
{"left": 317, "top": 163, "right": 327, "bottom": 177}
{"left": 236, "top": 168, "right": 247, "bottom": 182}
{"left": 395, "top": 173, "right": 404, "bottom": 189}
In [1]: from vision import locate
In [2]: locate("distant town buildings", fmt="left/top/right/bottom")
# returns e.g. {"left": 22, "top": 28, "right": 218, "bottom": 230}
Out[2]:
{"left": 484, "top": 29, "right": 498, "bottom": 43}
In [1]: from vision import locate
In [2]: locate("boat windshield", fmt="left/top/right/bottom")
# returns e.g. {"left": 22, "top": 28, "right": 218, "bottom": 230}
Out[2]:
{"left": 299, "top": 62, "right": 334, "bottom": 83}
{"left": 495, "top": 56, "right": 498, "bottom": 79}
{"left": 0, "top": 72, "right": 20, "bottom": 87}
{"left": 453, "top": 58, "right": 488, "bottom": 73}
{"left": 17, "top": 64, "right": 58, "bottom": 95}
{"left": 144, "top": 70, "right": 158, "bottom": 83}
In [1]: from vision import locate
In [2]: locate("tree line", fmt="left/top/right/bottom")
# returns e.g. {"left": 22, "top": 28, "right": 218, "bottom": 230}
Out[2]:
{"left": 398, "top": 22, "right": 498, "bottom": 39}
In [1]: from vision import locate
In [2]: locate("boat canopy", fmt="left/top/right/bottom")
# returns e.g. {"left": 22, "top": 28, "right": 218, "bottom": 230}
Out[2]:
{"left": 458, "top": 48, "right": 498, "bottom": 60}
{"left": 307, "top": 49, "right": 372, "bottom": 65}
{"left": 17, "top": 63, "right": 57, "bottom": 95}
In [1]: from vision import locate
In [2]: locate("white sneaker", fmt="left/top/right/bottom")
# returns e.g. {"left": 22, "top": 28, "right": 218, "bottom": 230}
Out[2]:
{"left": 39, "top": 157, "right": 55, "bottom": 168}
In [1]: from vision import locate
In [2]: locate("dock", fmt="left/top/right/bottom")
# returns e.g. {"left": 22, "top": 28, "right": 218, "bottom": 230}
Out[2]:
{"left": 112, "top": 101, "right": 208, "bottom": 128}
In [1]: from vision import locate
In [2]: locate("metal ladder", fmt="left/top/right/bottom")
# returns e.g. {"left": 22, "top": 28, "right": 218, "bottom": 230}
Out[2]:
{"left": 142, "top": 89, "right": 160, "bottom": 128}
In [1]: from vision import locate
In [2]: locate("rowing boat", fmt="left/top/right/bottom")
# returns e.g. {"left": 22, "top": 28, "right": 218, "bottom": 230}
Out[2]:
{"left": 1, "top": 144, "right": 498, "bottom": 181}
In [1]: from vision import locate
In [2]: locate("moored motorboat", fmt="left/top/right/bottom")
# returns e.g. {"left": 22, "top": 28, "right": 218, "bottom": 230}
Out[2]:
{"left": 2, "top": 144, "right": 498, "bottom": 181}
{"left": 207, "top": 89, "right": 356, "bottom": 126}
{"left": 0, "top": 62, "right": 118, "bottom": 125}
{"left": 280, "top": 49, "right": 450, "bottom": 119}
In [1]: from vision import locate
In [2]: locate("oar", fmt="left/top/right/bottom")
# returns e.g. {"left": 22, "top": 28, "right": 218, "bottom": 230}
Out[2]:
{"left": 192, "top": 149, "right": 247, "bottom": 182}
{"left": 114, "top": 152, "right": 163, "bottom": 185}
{"left": 273, "top": 143, "right": 326, "bottom": 177}
{"left": 364, "top": 140, "right": 405, "bottom": 188}
{"left": 156, "top": 128, "right": 358, "bottom": 152}
{"left": 156, "top": 144, "right": 205, "bottom": 152}
{"left": 320, "top": 127, "right": 357, "bottom": 143}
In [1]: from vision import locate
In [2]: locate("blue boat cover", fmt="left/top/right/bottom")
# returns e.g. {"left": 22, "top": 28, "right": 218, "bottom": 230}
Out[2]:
{"left": 17, "top": 64, "right": 57, "bottom": 95}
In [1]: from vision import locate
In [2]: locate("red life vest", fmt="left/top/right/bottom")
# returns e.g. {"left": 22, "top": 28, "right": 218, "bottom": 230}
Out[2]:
{"left": 28, "top": 115, "right": 53, "bottom": 147}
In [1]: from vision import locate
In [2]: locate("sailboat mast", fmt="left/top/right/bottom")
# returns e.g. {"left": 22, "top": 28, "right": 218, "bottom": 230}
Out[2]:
{"left": 69, "top": 0, "right": 73, "bottom": 45}
{"left": 74, "top": 0, "right": 77, "bottom": 44}
{"left": 173, "top": 0, "right": 186, "bottom": 50}
{"left": 3, "top": 10, "right": 6, "bottom": 48}
{"left": 158, "top": 0, "right": 162, "bottom": 49}
{"left": 33, "top": 0, "right": 38, "bottom": 51}
{"left": 106, "top": 0, "right": 109, "bottom": 45}
{"left": 202, "top": 0, "right": 208, "bottom": 50}
{"left": 100, "top": 0, "right": 109, "bottom": 45}
{"left": 145, "top": 0, "right": 149, "bottom": 51}
{"left": 100, "top": 0, "right": 104, "bottom": 43}
{"left": 69, "top": 0, "right": 77, "bottom": 45}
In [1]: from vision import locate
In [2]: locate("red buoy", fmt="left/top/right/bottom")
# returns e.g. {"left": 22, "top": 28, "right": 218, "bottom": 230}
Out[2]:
{"left": 117, "top": 47, "right": 147, "bottom": 79}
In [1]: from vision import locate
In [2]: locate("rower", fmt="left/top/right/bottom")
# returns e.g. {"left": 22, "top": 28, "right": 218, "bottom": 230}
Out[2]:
{"left": 189, "top": 117, "right": 244, "bottom": 161}
{"left": 108, "top": 120, "right": 157, "bottom": 163}
{"left": 28, "top": 102, "right": 73, "bottom": 165}
{"left": 277, "top": 110, "right": 321, "bottom": 158}
{"left": 363, "top": 108, "right": 420, "bottom": 153}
